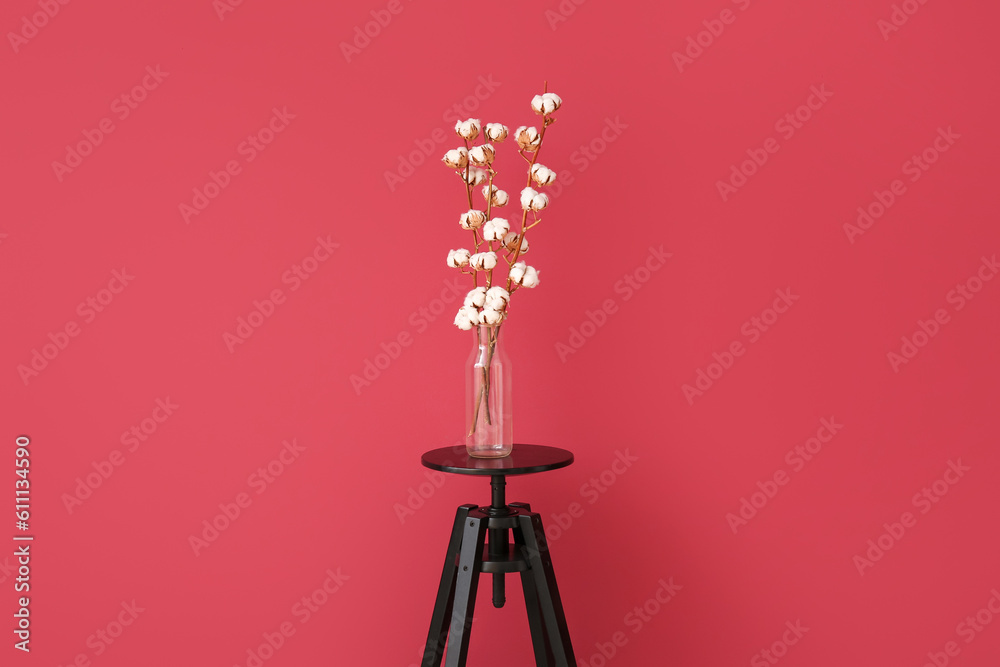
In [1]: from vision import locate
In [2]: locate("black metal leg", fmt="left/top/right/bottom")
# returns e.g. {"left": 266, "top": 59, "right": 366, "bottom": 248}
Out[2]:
{"left": 511, "top": 504, "right": 552, "bottom": 667}
{"left": 422, "top": 504, "right": 476, "bottom": 667}
{"left": 518, "top": 512, "right": 576, "bottom": 667}
{"left": 444, "top": 513, "right": 488, "bottom": 667}
{"left": 490, "top": 475, "right": 507, "bottom": 609}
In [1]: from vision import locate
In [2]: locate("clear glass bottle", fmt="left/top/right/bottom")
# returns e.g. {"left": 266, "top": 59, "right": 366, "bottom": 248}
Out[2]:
{"left": 466, "top": 324, "right": 513, "bottom": 458}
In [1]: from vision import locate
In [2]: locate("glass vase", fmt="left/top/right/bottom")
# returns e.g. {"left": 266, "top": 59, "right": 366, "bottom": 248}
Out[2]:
{"left": 466, "top": 323, "right": 512, "bottom": 458}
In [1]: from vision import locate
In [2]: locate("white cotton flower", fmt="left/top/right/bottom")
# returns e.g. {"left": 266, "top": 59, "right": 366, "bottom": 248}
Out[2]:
{"left": 454, "top": 305, "right": 480, "bottom": 330}
{"left": 531, "top": 93, "right": 562, "bottom": 115}
{"left": 510, "top": 261, "right": 540, "bottom": 288}
{"left": 479, "top": 308, "right": 505, "bottom": 325}
{"left": 502, "top": 232, "right": 528, "bottom": 255}
{"left": 482, "top": 185, "right": 508, "bottom": 207}
{"left": 521, "top": 266, "right": 540, "bottom": 288}
{"left": 509, "top": 261, "right": 526, "bottom": 284}
{"left": 462, "top": 167, "right": 489, "bottom": 185}
{"left": 531, "top": 95, "right": 554, "bottom": 115}
{"left": 464, "top": 286, "right": 487, "bottom": 308}
{"left": 455, "top": 118, "right": 481, "bottom": 141}
{"left": 485, "top": 123, "right": 509, "bottom": 142}
{"left": 469, "top": 251, "right": 498, "bottom": 271}
{"left": 447, "top": 248, "right": 471, "bottom": 268}
{"left": 530, "top": 163, "right": 557, "bottom": 186}
{"left": 469, "top": 143, "right": 495, "bottom": 166}
{"left": 459, "top": 209, "right": 486, "bottom": 230}
{"left": 485, "top": 286, "right": 510, "bottom": 311}
{"left": 520, "top": 187, "right": 537, "bottom": 210}
{"left": 515, "top": 126, "right": 541, "bottom": 151}
{"left": 442, "top": 147, "right": 468, "bottom": 170}
{"left": 520, "top": 187, "right": 549, "bottom": 211}
{"left": 481, "top": 217, "right": 510, "bottom": 242}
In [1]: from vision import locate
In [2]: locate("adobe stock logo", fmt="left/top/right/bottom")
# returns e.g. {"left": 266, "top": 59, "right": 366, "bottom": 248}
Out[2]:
{"left": 750, "top": 621, "right": 809, "bottom": 667}
{"left": 852, "top": 459, "right": 970, "bottom": 575}
{"left": 213, "top": 0, "right": 247, "bottom": 20}
{"left": 544, "top": 0, "right": 588, "bottom": 30}
{"left": 188, "top": 439, "right": 306, "bottom": 556}
{"left": 682, "top": 288, "right": 799, "bottom": 404}
{"left": 61, "top": 398, "right": 179, "bottom": 514}
{"left": 339, "top": 0, "right": 415, "bottom": 63}
{"left": 671, "top": 0, "right": 756, "bottom": 73}
{"left": 222, "top": 236, "right": 339, "bottom": 353}
{"left": 886, "top": 255, "right": 996, "bottom": 372}
{"left": 920, "top": 588, "right": 1000, "bottom": 667}
{"left": 17, "top": 268, "right": 135, "bottom": 385}
{"left": 232, "top": 567, "right": 349, "bottom": 667}
{"left": 716, "top": 85, "right": 833, "bottom": 202}
{"left": 843, "top": 126, "right": 960, "bottom": 244}
{"left": 54, "top": 600, "right": 145, "bottom": 664}
{"left": 877, "top": 0, "right": 932, "bottom": 40}
{"left": 535, "top": 449, "right": 639, "bottom": 546}
{"left": 576, "top": 577, "right": 682, "bottom": 667}
{"left": 51, "top": 66, "right": 169, "bottom": 182}
{"left": 179, "top": 107, "right": 296, "bottom": 223}
{"left": 555, "top": 245, "right": 670, "bottom": 362}
{"left": 7, "top": 0, "right": 71, "bottom": 54}
{"left": 726, "top": 418, "right": 843, "bottom": 534}
{"left": 393, "top": 458, "right": 453, "bottom": 524}
{"left": 350, "top": 277, "right": 465, "bottom": 395}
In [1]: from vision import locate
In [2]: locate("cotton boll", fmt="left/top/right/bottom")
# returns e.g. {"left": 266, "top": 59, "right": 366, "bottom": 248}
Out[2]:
{"left": 462, "top": 167, "right": 489, "bottom": 185}
{"left": 447, "top": 248, "right": 471, "bottom": 268}
{"left": 515, "top": 126, "right": 541, "bottom": 151}
{"left": 485, "top": 123, "right": 509, "bottom": 142}
{"left": 502, "top": 232, "right": 528, "bottom": 255}
{"left": 529, "top": 192, "right": 549, "bottom": 211}
{"left": 509, "top": 261, "right": 527, "bottom": 284}
{"left": 469, "top": 252, "right": 498, "bottom": 271}
{"left": 521, "top": 265, "right": 540, "bottom": 288}
{"left": 442, "top": 148, "right": 468, "bottom": 169}
{"left": 542, "top": 92, "right": 562, "bottom": 111}
{"left": 469, "top": 143, "right": 495, "bottom": 166}
{"left": 520, "top": 187, "right": 539, "bottom": 210}
{"left": 510, "top": 261, "right": 539, "bottom": 288}
{"left": 454, "top": 305, "right": 480, "bottom": 330}
{"left": 455, "top": 119, "right": 481, "bottom": 141}
{"left": 482, "top": 185, "right": 509, "bottom": 207}
{"left": 479, "top": 308, "right": 505, "bottom": 325}
{"left": 531, "top": 93, "right": 561, "bottom": 115}
{"left": 531, "top": 95, "right": 556, "bottom": 115}
{"left": 464, "top": 287, "right": 487, "bottom": 308}
{"left": 459, "top": 209, "right": 486, "bottom": 230}
{"left": 482, "top": 218, "right": 510, "bottom": 242}
{"left": 530, "top": 163, "right": 557, "bottom": 186}
{"left": 485, "top": 286, "right": 510, "bottom": 311}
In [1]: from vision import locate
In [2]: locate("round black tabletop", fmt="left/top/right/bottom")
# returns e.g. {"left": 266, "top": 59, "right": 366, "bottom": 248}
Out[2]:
{"left": 422, "top": 444, "right": 574, "bottom": 476}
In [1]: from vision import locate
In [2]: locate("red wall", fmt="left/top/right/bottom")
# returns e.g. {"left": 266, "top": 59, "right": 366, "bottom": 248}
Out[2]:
{"left": 3, "top": 0, "right": 999, "bottom": 665}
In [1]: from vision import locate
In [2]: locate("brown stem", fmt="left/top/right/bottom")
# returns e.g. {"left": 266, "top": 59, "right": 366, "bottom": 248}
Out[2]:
{"left": 506, "top": 106, "right": 553, "bottom": 291}
{"left": 468, "top": 325, "right": 499, "bottom": 434}
{"left": 462, "top": 138, "right": 478, "bottom": 288}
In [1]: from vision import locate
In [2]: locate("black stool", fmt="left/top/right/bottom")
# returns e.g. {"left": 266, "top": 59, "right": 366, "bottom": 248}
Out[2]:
{"left": 420, "top": 444, "right": 577, "bottom": 667}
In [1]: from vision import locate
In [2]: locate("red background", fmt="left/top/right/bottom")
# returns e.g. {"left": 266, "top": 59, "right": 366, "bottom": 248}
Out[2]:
{"left": 2, "top": 0, "right": 999, "bottom": 665}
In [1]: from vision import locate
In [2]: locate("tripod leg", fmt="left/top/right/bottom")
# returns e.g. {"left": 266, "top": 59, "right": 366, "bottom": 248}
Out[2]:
{"left": 512, "top": 508, "right": 552, "bottom": 667}
{"left": 422, "top": 505, "right": 476, "bottom": 667}
{"left": 518, "top": 511, "right": 577, "bottom": 667}
{"left": 444, "top": 513, "right": 488, "bottom": 667}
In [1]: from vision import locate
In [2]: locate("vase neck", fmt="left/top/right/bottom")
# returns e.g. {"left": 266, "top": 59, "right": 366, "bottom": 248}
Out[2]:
{"left": 475, "top": 324, "right": 503, "bottom": 346}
